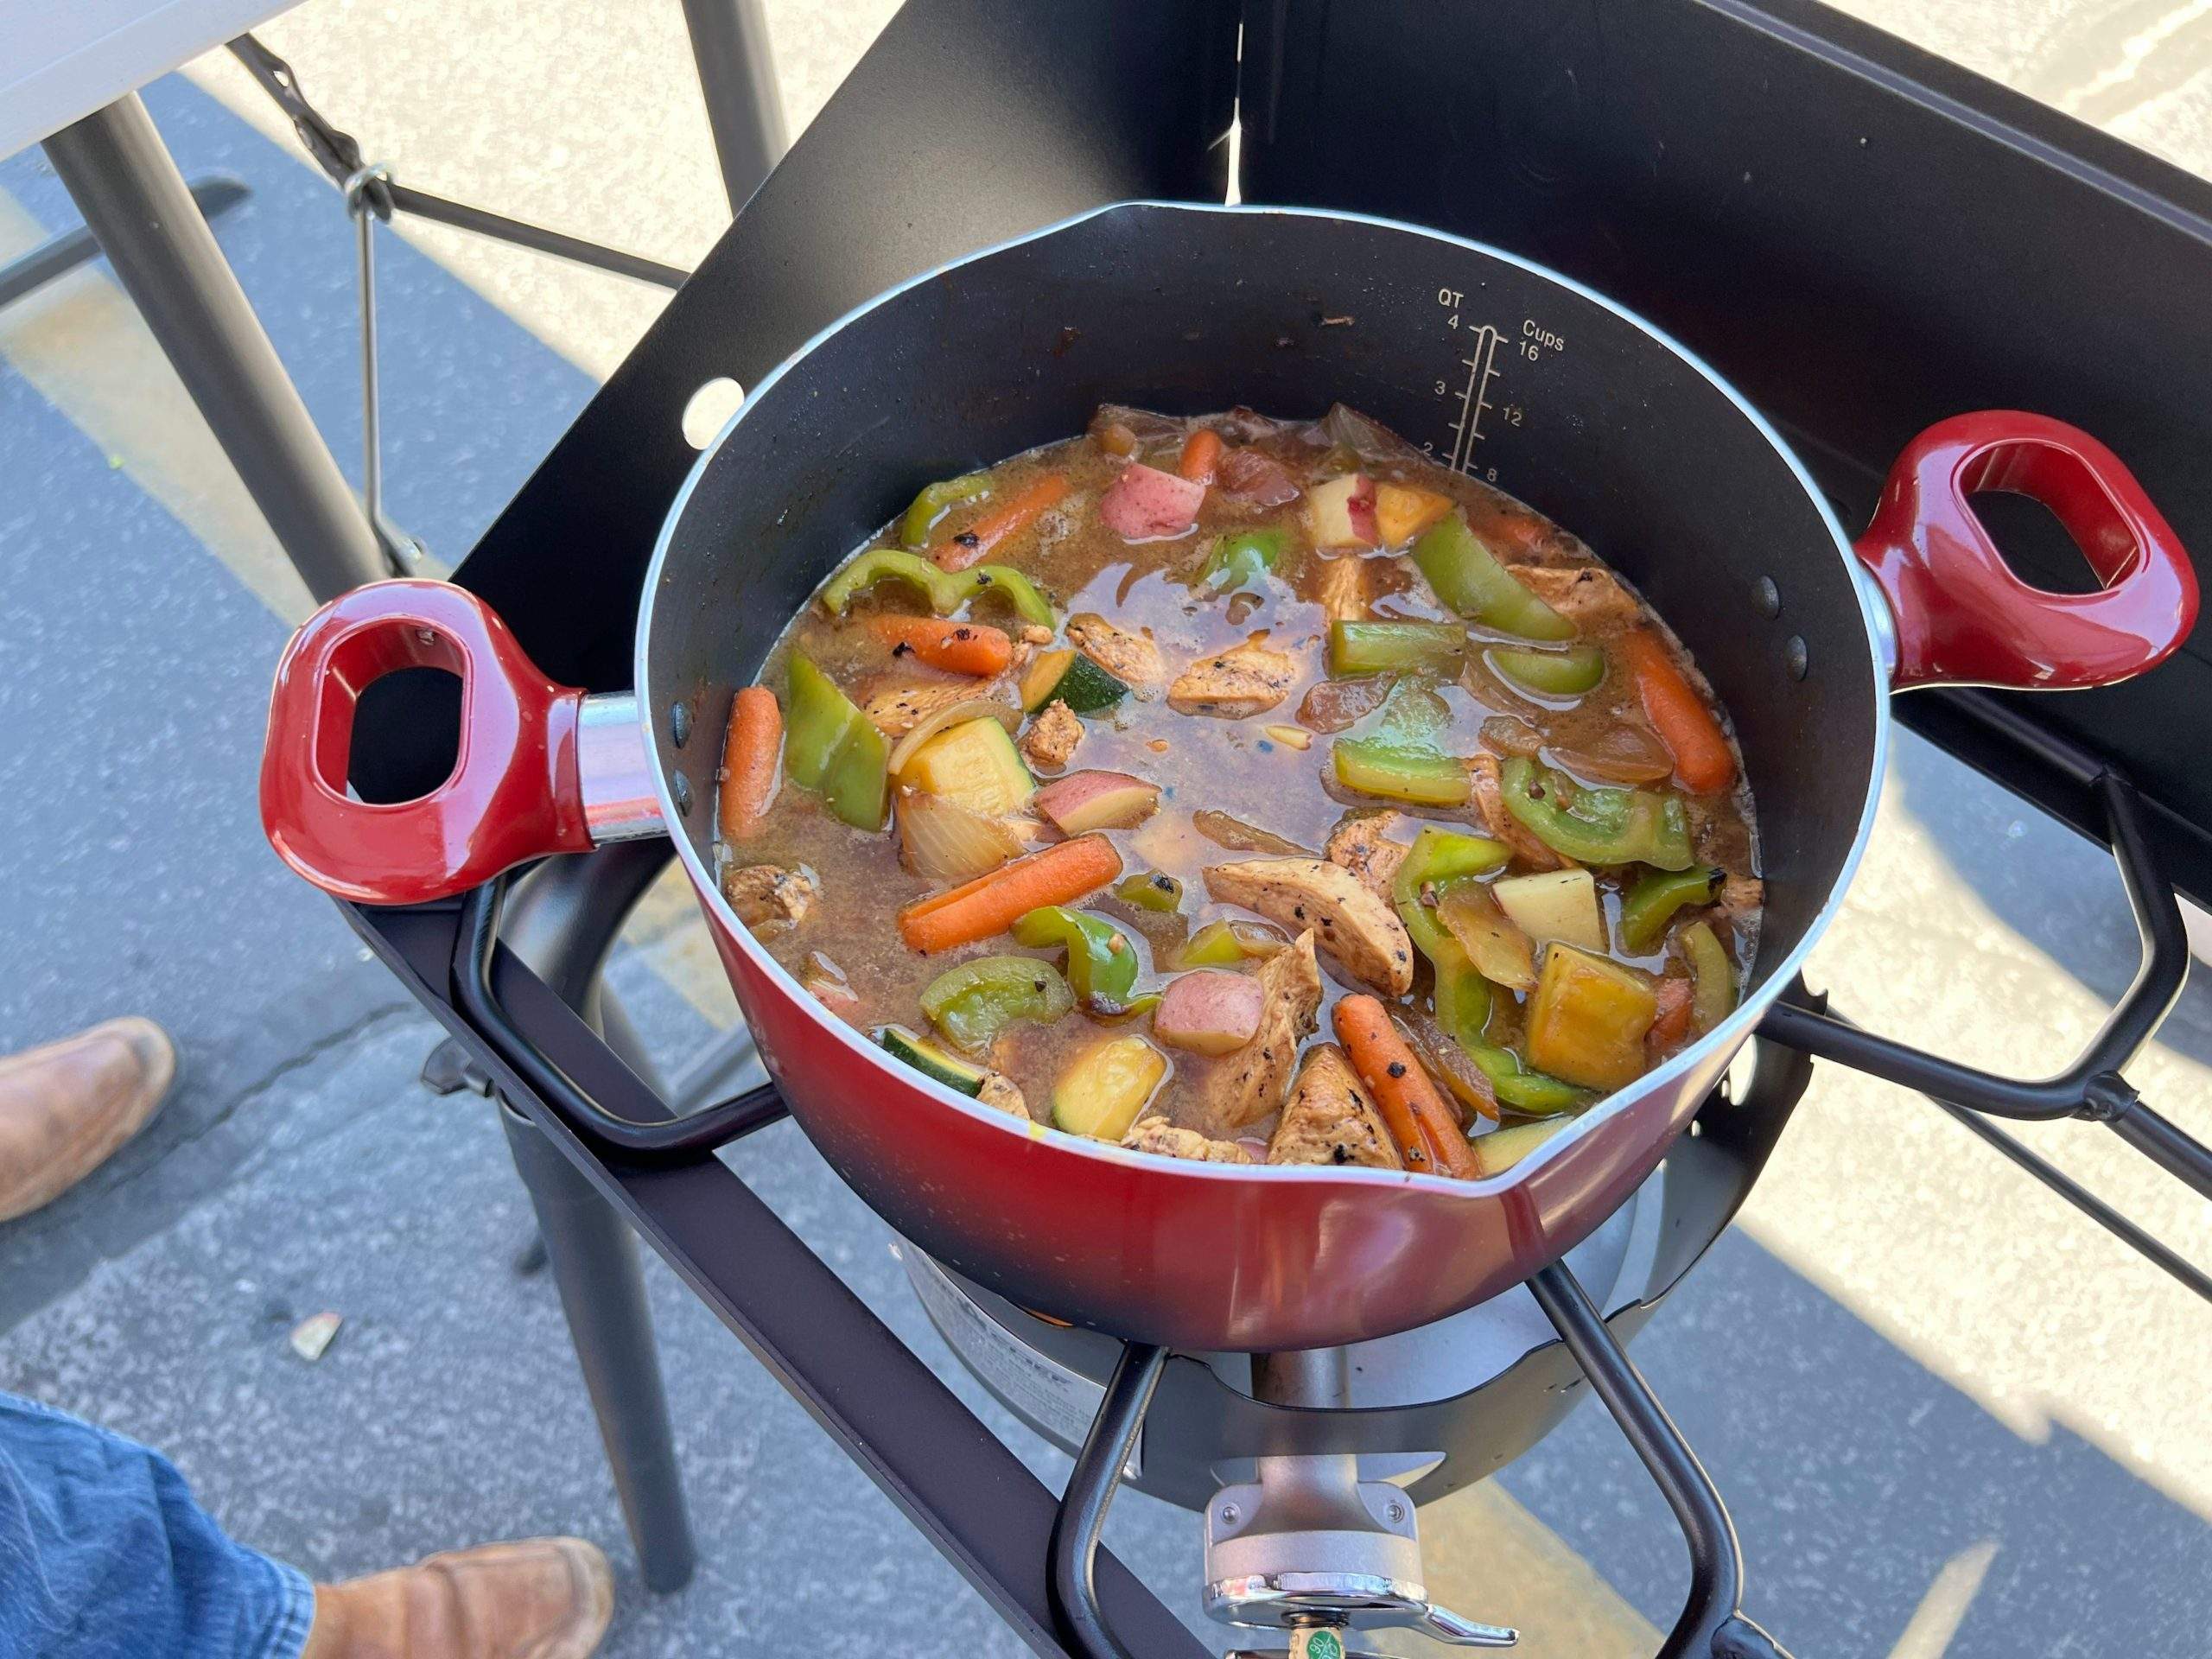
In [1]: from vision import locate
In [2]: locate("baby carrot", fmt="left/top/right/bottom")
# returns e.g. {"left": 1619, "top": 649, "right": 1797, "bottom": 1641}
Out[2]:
{"left": 898, "top": 835, "right": 1122, "bottom": 954}
{"left": 1619, "top": 630, "right": 1736, "bottom": 795}
{"left": 866, "top": 614, "right": 1013, "bottom": 677}
{"left": 717, "top": 686, "right": 782, "bottom": 842}
{"left": 932, "top": 474, "right": 1068, "bottom": 571}
{"left": 1176, "top": 429, "right": 1224, "bottom": 485}
{"left": 1332, "top": 995, "right": 1481, "bottom": 1179}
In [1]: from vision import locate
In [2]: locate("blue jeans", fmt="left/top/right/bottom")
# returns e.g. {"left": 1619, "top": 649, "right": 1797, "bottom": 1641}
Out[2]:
{"left": 0, "top": 1392, "right": 314, "bottom": 1659}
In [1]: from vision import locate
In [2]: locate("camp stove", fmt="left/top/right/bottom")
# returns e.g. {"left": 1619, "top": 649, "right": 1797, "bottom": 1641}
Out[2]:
{"left": 322, "top": 2, "right": 2212, "bottom": 1654}
{"left": 893, "top": 1094, "right": 1760, "bottom": 1655}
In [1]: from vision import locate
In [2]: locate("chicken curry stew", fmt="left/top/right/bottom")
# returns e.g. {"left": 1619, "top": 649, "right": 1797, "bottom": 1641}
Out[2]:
{"left": 715, "top": 404, "right": 1761, "bottom": 1180}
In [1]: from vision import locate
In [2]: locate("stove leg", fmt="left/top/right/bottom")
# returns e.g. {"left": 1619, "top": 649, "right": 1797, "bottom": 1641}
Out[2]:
{"left": 501, "top": 1099, "right": 697, "bottom": 1592}
{"left": 41, "top": 94, "right": 387, "bottom": 603}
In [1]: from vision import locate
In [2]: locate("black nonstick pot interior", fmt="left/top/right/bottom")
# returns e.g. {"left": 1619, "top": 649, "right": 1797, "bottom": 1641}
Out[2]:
{"left": 643, "top": 202, "right": 1884, "bottom": 981}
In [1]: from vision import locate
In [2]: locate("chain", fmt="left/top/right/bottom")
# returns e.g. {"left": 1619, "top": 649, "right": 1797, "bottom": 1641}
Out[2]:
{"left": 223, "top": 30, "right": 686, "bottom": 290}
{"left": 226, "top": 35, "right": 395, "bottom": 220}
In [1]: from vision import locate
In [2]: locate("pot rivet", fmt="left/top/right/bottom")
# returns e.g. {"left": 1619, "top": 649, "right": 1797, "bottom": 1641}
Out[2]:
{"left": 1752, "top": 576, "right": 1781, "bottom": 618}
{"left": 1387, "top": 1499, "right": 1408, "bottom": 1525}
{"left": 1218, "top": 1503, "right": 1242, "bottom": 1528}
{"left": 672, "top": 773, "right": 694, "bottom": 817}
{"left": 671, "top": 702, "right": 692, "bottom": 748}
{"left": 1784, "top": 635, "right": 1809, "bottom": 680}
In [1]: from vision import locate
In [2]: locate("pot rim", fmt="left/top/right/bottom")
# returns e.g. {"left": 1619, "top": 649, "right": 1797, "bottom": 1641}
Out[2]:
{"left": 634, "top": 198, "right": 1891, "bottom": 1198}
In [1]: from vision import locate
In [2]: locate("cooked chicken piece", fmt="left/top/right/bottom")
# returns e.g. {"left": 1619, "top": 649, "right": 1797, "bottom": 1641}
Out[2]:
{"left": 1465, "top": 752, "right": 1567, "bottom": 872}
{"left": 1325, "top": 811, "right": 1418, "bottom": 899}
{"left": 1187, "top": 930, "right": 1324, "bottom": 1135}
{"left": 1506, "top": 563, "right": 1642, "bottom": 630}
{"left": 1315, "top": 553, "right": 1370, "bottom": 622}
{"left": 723, "top": 863, "right": 817, "bottom": 931}
{"left": 1020, "top": 699, "right": 1084, "bottom": 772}
{"left": 1066, "top": 613, "right": 1166, "bottom": 685}
{"left": 1479, "top": 509, "right": 1584, "bottom": 569}
{"left": 1120, "top": 1116, "right": 1254, "bottom": 1164}
{"left": 1202, "top": 857, "right": 1414, "bottom": 995}
{"left": 1020, "top": 624, "right": 1055, "bottom": 645}
{"left": 1296, "top": 674, "right": 1391, "bottom": 734}
{"left": 1268, "top": 1043, "right": 1401, "bottom": 1169}
{"left": 1314, "top": 550, "right": 1421, "bottom": 621}
{"left": 1168, "top": 641, "right": 1296, "bottom": 719}
{"left": 977, "top": 1071, "right": 1030, "bottom": 1117}
{"left": 865, "top": 678, "right": 996, "bottom": 738}
{"left": 1718, "top": 874, "right": 1764, "bottom": 922}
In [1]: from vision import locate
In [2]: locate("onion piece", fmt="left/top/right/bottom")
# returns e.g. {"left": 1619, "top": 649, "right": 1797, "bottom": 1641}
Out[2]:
{"left": 1478, "top": 715, "right": 1546, "bottom": 758}
{"left": 1436, "top": 884, "right": 1539, "bottom": 992}
{"left": 1399, "top": 1009, "right": 1501, "bottom": 1122}
{"left": 1546, "top": 724, "right": 1675, "bottom": 785}
{"left": 1192, "top": 810, "right": 1313, "bottom": 857}
{"left": 894, "top": 787, "right": 1025, "bottom": 883}
{"left": 886, "top": 696, "right": 1021, "bottom": 777}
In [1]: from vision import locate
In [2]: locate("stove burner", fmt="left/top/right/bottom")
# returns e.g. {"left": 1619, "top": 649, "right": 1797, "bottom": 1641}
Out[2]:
{"left": 900, "top": 1146, "right": 1673, "bottom": 1505}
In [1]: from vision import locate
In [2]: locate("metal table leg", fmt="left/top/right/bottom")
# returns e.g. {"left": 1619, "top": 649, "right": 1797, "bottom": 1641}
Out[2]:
{"left": 500, "top": 1101, "right": 696, "bottom": 1592}
{"left": 41, "top": 93, "right": 385, "bottom": 603}
{"left": 677, "top": 0, "right": 789, "bottom": 213}
{"left": 495, "top": 844, "right": 697, "bottom": 1591}
{"left": 0, "top": 176, "right": 248, "bottom": 309}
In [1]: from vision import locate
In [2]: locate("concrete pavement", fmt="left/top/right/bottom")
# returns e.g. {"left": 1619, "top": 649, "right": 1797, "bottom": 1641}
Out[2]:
{"left": 3, "top": 5, "right": 2211, "bottom": 1655}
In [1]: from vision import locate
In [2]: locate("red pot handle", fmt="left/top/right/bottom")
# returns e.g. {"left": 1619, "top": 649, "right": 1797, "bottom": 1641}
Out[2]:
{"left": 259, "top": 580, "right": 594, "bottom": 905}
{"left": 1853, "top": 411, "right": 2197, "bottom": 690}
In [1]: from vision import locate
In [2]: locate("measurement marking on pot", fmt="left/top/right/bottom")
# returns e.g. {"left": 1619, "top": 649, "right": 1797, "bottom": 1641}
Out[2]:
{"left": 1447, "top": 325, "right": 1505, "bottom": 473}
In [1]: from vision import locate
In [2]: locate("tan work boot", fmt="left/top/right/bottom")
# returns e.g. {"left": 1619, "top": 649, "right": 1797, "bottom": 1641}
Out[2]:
{"left": 302, "top": 1537, "right": 613, "bottom": 1659}
{"left": 0, "top": 1016, "right": 175, "bottom": 1223}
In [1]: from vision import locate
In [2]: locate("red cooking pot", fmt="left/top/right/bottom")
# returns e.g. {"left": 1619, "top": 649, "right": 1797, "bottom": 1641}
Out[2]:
{"left": 259, "top": 203, "right": 2196, "bottom": 1351}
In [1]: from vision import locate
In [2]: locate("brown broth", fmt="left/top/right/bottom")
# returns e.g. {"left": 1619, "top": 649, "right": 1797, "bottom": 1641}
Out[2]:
{"left": 721, "top": 406, "right": 1759, "bottom": 1151}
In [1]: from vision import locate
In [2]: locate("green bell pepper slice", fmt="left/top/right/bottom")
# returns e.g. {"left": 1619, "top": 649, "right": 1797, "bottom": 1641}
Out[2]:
{"left": 1618, "top": 865, "right": 1722, "bottom": 953}
{"left": 1681, "top": 920, "right": 1737, "bottom": 1034}
{"left": 1012, "top": 906, "right": 1141, "bottom": 1012}
{"left": 1113, "top": 872, "right": 1184, "bottom": 913}
{"left": 817, "top": 547, "right": 1055, "bottom": 628}
{"left": 1462, "top": 1044, "right": 1592, "bottom": 1116}
{"left": 1390, "top": 825, "right": 1512, "bottom": 961}
{"left": 1394, "top": 824, "right": 1513, "bottom": 900}
{"left": 784, "top": 653, "right": 889, "bottom": 830}
{"left": 818, "top": 548, "right": 940, "bottom": 615}
{"left": 958, "top": 565, "right": 1055, "bottom": 627}
{"left": 1427, "top": 934, "right": 1493, "bottom": 1046}
{"left": 1489, "top": 644, "right": 1606, "bottom": 697}
{"left": 1332, "top": 744, "right": 1469, "bottom": 806}
{"left": 1331, "top": 677, "right": 1470, "bottom": 806}
{"left": 919, "top": 955, "right": 1074, "bottom": 1052}
{"left": 1498, "top": 756, "right": 1694, "bottom": 870}
{"left": 1410, "top": 514, "right": 1576, "bottom": 641}
{"left": 1327, "top": 620, "right": 1465, "bottom": 677}
{"left": 900, "top": 472, "right": 992, "bottom": 548}
{"left": 1198, "top": 528, "right": 1285, "bottom": 592}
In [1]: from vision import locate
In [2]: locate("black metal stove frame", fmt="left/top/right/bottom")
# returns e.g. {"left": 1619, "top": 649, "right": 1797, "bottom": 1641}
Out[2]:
{"left": 330, "top": 3, "right": 2212, "bottom": 1654}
